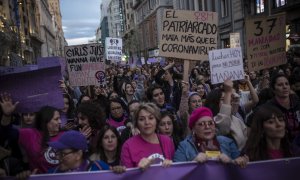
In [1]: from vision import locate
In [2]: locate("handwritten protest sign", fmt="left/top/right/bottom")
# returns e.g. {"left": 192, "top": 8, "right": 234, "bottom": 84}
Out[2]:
{"left": 246, "top": 13, "right": 286, "bottom": 71}
{"left": 105, "top": 37, "right": 122, "bottom": 62}
{"left": 159, "top": 9, "right": 218, "bottom": 61}
{"left": 209, "top": 48, "right": 244, "bottom": 84}
{"left": 0, "top": 58, "right": 64, "bottom": 113}
{"left": 64, "top": 43, "right": 105, "bottom": 86}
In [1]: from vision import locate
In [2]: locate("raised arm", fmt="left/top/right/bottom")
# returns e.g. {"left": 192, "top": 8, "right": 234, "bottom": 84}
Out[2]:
{"left": 0, "top": 93, "right": 19, "bottom": 126}
{"left": 243, "top": 74, "right": 259, "bottom": 114}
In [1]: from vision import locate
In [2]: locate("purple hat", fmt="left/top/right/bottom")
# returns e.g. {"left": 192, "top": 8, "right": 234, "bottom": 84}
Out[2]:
{"left": 189, "top": 107, "right": 213, "bottom": 129}
{"left": 48, "top": 130, "right": 87, "bottom": 151}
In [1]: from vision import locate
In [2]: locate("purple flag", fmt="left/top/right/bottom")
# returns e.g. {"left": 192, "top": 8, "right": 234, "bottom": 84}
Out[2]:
{"left": 0, "top": 61, "right": 64, "bottom": 113}
{"left": 18, "top": 158, "right": 299, "bottom": 180}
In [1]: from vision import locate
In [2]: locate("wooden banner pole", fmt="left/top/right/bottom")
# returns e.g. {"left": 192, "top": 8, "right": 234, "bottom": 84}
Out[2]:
{"left": 183, "top": 60, "right": 190, "bottom": 82}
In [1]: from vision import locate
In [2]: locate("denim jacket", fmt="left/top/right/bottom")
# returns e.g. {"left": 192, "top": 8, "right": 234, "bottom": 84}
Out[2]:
{"left": 173, "top": 135, "right": 240, "bottom": 162}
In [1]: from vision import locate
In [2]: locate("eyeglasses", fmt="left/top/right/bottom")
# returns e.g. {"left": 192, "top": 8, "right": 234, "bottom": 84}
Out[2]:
{"left": 56, "top": 150, "right": 76, "bottom": 159}
{"left": 197, "top": 121, "right": 214, "bottom": 128}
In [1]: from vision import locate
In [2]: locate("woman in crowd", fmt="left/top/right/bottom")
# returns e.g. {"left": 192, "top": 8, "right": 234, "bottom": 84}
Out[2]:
{"left": 196, "top": 83, "right": 207, "bottom": 103}
{"left": 120, "top": 82, "right": 139, "bottom": 106}
{"left": 173, "top": 107, "right": 248, "bottom": 168}
{"left": 244, "top": 104, "right": 295, "bottom": 161}
{"left": 267, "top": 73, "right": 300, "bottom": 142}
{"left": 154, "top": 61, "right": 182, "bottom": 111}
{"left": 196, "top": 74, "right": 211, "bottom": 96}
{"left": 189, "top": 68, "right": 201, "bottom": 90}
{"left": 90, "top": 125, "right": 122, "bottom": 167}
{"left": 204, "top": 79, "right": 248, "bottom": 150}
{"left": 158, "top": 111, "right": 182, "bottom": 150}
{"left": 106, "top": 98, "right": 129, "bottom": 134}
{"left": 0, "top": 94, "right": 64, "bottom": 173}
{"left": 121, "top": 103, "right": 174, "bottom": 170}
{"left": 120, "top": 100, "right": 141, "bottom": 144}
{"left": 107, "top": 91, "right": 119, "bottom": 100}
{"left": 75, "top": 101, "right": 107, "bottom": 155}
{"left": 21, "top": 112, "right": 36, "bottom": 128}
{"left": 61, "top": 94, "right": 75, "bottom": 126}
{"left": 178, "top": 82, "right": 203, "bottom": 137}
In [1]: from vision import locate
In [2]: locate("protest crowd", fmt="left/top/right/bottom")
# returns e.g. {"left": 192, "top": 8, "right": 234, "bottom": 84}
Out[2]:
{"left": 1, "top": 50, "right": 300, "bottom": 179}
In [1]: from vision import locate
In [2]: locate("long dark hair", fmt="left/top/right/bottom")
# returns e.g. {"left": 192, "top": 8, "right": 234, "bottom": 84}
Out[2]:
{"left": 244, "top": 104, "right": 292, "bottom": 161}
{"left": 96, "top": 125, "right": 121, "bottom": 164}
{"left": 63, "top": 94, "right": 75, "bottom": 119}
{"left": 35, "top": 106, "right": 59, "bottom": 148}
{"left": 159, "top": 111, "right": 182, "bottom": 149}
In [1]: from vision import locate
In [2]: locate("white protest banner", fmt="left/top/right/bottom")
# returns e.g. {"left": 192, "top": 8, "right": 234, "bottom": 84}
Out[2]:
{"left": 105, "top": 37, "right": 122, "bottom": 61}
{"left": 64, "top": 43, "right": 105, "bottom": 87}
{"left": 159, "top": 9, "right": 218, "bottom": 61}
{"left": 246, "top": 13, "right": 286, "bottom": 71}
{"left": 230, "top": 33, "right": 240, "bottom": 48}
{"left": 209, "top": 48, "right": 244, "bottom": 84}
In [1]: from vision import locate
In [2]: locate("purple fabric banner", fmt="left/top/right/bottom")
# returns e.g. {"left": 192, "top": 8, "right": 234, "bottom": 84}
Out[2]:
{"left": 0, "top": 65, "right": 38, "bottom": 76}
{"left": 19, "top": 158, "right": 299, "bottom": 180}
{"left": 37, "top": 57, "right": 67, "bottom": 77}
{"left": 0, "top": 58, "right": 64, "bottom": 113}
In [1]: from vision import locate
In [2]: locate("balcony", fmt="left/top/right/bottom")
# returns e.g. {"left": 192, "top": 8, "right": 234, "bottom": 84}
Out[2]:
{"left": 29, "top": 31, "right": 43, "bottom": 44}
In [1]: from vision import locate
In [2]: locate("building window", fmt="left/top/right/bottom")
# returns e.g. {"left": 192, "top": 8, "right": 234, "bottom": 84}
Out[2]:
{"left": 221, "top": 0, "right": 228, "bottom": 17}
{"left": 256, "top": 0, "right": 265, "bottom": 14}
{"left": 274, "top": 0, "right": 286, "bottom": 7}
{"left": 221, "top": 38, "right": 230, "bottom": 48}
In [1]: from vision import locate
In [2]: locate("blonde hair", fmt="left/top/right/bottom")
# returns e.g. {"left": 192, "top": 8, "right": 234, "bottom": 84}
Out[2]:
{"left": 134, "top": 102, "right": 161, "bottom": 127}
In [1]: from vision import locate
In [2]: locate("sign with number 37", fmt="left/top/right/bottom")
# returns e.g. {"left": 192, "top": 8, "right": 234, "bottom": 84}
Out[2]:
{"left": 246, "top": 13, "right": 286, "bottom": 72}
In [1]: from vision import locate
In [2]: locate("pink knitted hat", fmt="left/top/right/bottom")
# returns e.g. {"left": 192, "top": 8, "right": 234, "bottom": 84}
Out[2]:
{"left": 189, "top": 107, "right": 213, "bottom": 129}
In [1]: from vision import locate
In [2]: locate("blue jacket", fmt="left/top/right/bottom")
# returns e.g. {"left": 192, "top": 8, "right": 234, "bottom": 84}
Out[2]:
{"left": 173, "top": 135, "right": 240, "bottom": 162}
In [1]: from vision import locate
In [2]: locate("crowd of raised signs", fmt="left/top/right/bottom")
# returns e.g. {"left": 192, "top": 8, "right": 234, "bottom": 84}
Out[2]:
{"left": 1, "top": 52, "right": 300, "bottom": 178}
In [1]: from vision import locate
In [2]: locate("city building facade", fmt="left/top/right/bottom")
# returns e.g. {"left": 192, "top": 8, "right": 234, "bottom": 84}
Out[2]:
{"left": 0, "top": 0, "right": 66, "bottom": 66}
{"left": 48, "top": 0, "right": 66, "bottom": 56}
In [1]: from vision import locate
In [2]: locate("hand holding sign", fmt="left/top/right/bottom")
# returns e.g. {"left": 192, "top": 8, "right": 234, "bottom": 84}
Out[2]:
{"left": 0, "top": 93, "right": 19, "bottom": 116}
{"left": 138, "top": 157, "right": 154, "bottom": 171}
{"left": 193, "top": 152, "right": 208, "bottom": 163}
{"left": 223, "top": 79, "right": 233, "bottom": 93}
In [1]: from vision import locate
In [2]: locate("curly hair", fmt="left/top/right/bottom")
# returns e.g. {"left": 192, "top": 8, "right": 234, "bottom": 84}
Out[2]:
{"left": 75, "top": 101, "right": 106, "bottom": 130}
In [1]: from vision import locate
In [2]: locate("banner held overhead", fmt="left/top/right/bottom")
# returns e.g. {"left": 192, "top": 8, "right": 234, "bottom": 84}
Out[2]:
{"left": 64, "top": 43, "right": 105, "bottom": 87}
{"left": 159, "top": 9, "right": 218, "bottom": 61}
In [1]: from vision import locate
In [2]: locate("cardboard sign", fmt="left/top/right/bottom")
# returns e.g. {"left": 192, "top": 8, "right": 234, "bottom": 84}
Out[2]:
{"left": 246, "top": 13, "right": 286, "bottom": 71}
{"left": 209, "top": 48, "right": 244, "bottom": 84}
{"left": 105, "top": 37, "right": 122, "bottom": 62}
{"left": 159, "top": 9, "right": 218, "bottom": 61}
{"left": 64, "top": 43, "right": 105, "bottom": 86}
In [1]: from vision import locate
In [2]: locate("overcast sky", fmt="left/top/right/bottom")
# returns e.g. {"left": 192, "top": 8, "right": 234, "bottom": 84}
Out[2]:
{"left": 60, "top": 0, "right": 101, "bottom": 45}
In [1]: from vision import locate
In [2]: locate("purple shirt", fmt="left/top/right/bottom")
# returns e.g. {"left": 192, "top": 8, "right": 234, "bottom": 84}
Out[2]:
{"left": 121, "top": 134, "right": 175, "bottom": 168}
